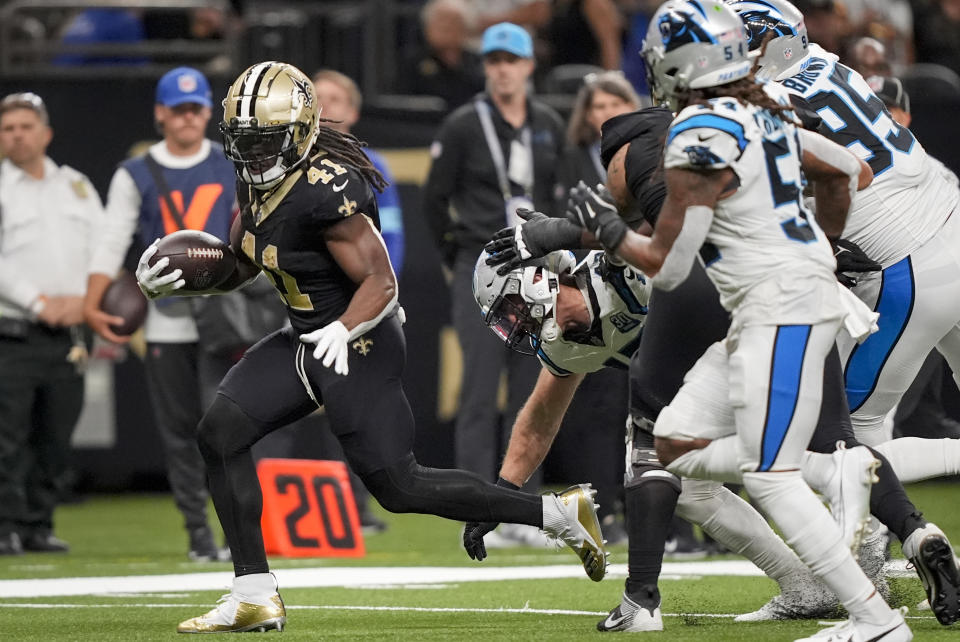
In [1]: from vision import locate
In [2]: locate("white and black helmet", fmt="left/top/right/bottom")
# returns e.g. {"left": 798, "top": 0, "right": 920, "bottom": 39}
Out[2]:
{"left": 641, "top": 0, "right": 753, "bottom": 111}
{"left": 473, "top": 250, "right": 577, "bottom": 355}
{"left": 728, "top": 0, "right": 809, "bottom": 81}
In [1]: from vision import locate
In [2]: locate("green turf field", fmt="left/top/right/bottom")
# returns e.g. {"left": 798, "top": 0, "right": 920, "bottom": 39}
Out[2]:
{"left": 0, "top": 481, "right": 957, "bottom": 640}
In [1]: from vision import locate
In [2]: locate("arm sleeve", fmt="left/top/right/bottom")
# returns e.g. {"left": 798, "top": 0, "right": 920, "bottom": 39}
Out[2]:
{"left": 797, "top": 128, "right": 861, "bottom": 201}
{"left": 87, "top": 167, "right": 142, "bottom": 277}
{"left": 650, "top": 205, "right": 714, "bottom": 291}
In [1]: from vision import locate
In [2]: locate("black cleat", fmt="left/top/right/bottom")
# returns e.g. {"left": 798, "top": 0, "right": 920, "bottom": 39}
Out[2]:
{"left": 0, "top": 532, "right": 23, "bottom": 556}
{"left": 902, "top": 523, "right": 960, "bottom": 625}
{"left": 21, "top": 531, "right": 69, "bottom": 553}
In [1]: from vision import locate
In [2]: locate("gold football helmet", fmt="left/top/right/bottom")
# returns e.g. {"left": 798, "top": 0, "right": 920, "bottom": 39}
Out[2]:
{"left": 221, "top": 61, "right": 320, "bottom": 189}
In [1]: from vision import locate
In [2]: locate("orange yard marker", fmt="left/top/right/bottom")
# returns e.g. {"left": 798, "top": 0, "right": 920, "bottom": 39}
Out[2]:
{"left": 257, "top": 458, "right": 365, "bottom": 558}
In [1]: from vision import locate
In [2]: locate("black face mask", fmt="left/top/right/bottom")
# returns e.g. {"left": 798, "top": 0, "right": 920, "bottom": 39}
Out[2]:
{"left": 484, "top": 293, "right": 543, "bottom": 356}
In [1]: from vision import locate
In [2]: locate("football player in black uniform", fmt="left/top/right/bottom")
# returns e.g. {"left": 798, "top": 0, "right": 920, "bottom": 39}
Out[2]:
{"left": 136, "top": 61, "right": 608, "bottom": 634}
{"left": 484, "top": 100, "right": 957, "bottom": 631}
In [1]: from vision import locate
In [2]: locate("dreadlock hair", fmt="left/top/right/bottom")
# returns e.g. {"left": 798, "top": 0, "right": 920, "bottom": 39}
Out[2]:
{"left": 311, "top": 119, "right": 388, "bottom": 193}
{"left": 678, "top": 72, "right": 794, "bottom": 124}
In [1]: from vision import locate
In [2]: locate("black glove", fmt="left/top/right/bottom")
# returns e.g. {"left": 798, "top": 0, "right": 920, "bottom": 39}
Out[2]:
{"left": 833, "top": 238, "right": 881, "bottom": 288}
{"left": 463, "top": 477, "right": 521, "bottom": 561}
{"left": 462, "top": 520, "right": 498, "bottom": 561}
{"left": 484, "top": 208, "right": 583, "bottom": 276}
{"left": 565, "top": 182, "right": 628, "bottom": 251}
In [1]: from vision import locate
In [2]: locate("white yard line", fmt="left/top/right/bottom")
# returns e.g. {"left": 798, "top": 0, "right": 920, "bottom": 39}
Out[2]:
{"left": 0, "top": 560, "right": 765, "bottom": 598}
{"left": 0, "top": 603, "right": 938, "bottom": 622}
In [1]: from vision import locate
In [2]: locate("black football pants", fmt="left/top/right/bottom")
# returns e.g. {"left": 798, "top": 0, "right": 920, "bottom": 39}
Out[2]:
{"left": 201, "top": 317, "right": 542, "bottom": 576}
{"left": 0, "top": 326, "right": 83, "bottom": 537}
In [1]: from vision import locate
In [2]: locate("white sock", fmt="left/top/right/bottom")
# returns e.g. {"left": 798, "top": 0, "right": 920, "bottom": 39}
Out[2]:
{"left": 541, "top": 495, "right": 566, "bottom": 536}
{"left": 800, "top": 450, "right": 835, "bottom": 493}
{"left": 742, "top": 471, "right": 892, "bottom": 626}
{"left": 676, "top": 478, "right": 804, "bottom": 583}
{"left": 873, "top": 437, "right": 960, "bottom": 482}
{"left": 666, "top": 436, "right": 742, "bottom": 484}
{"left": 233, "top": 573, "right": 277, "bottom": 599}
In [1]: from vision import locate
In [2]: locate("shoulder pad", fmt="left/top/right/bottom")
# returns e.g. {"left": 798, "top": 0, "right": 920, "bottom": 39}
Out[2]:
{"left": 600, "top": 107, "right": 673, "bottom": 169}
{"left": 536, "top": 347, "right": 573, "bottom": 377}
{"left": 664, "top": 102, "right": 750, "bottom": 170}
{"left": 302, "top": 155, "right": 374, "bottom": 223}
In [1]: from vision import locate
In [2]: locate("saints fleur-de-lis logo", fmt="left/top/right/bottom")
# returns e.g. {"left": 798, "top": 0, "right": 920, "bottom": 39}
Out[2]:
{"left": 352, "top": 336, "right": 373, "bottom": 356}
{"left": 291, "top": 75, "right": 313, "bottom": 108}
{"left": 338, "top": 194, "right": 357, "bottom": 217}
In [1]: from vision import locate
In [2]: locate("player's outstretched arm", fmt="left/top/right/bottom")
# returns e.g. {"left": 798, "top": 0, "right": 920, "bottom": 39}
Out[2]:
{"left": 483, "top": 208, "right": 589, "bottom": 275}
{"left": 570, "top": 169, "right": 729, "bottom": 289}
{"left": 464, "top": 368, "right": 585, "bottom": 561}
{"left": 499, "top": 369, "right": 586, "bottom": 487}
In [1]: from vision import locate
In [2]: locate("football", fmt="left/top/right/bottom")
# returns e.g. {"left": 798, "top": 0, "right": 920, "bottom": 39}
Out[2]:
{"left": 149, "top": 230, "right": 237, "bottom": 292}
{"left": 101, "top": 271, "right": 147, "bottom": 336}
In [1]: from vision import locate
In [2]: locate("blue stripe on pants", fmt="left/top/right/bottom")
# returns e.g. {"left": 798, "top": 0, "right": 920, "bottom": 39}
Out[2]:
{"left": 844, "top": 257, "right": 915, "bottom": 412}
{"left": 759, "top": 325, "right": 812, "bottom": 472}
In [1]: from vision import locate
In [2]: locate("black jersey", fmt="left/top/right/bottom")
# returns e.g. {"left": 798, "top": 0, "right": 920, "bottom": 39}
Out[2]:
{"left": 599, "top": 107, "right": 672, "bottom": 227}
{"left": 237, "top": 152, "right": 382, "bottom": 334}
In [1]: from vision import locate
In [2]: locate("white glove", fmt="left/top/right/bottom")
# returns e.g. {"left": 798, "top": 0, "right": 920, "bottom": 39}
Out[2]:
{"left": 136, "top": 241, "right": 185, "bottom": 300}
{"left": 300, "top": 320, "right": 350, "bottom": 375}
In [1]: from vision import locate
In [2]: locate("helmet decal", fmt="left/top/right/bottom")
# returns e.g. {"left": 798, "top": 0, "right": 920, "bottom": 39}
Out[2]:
{"left": 291, "top": 75, "right": 314, "bottom": 109}
{"left": 739, "top": 9, "right": 798, "bottom": 51}
{"left": 658, "top": 8, "right": 717, "bottom": 51}
{"left": 730, "top": 0, "right": 808, "bottom": 80}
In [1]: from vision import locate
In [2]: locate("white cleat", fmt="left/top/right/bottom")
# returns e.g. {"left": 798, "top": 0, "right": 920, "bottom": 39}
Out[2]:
{"left": 736, "top": 571, "right": 838, "bottom": 622}
{"left": 486, "top": 523, "right": 554, "bottom": 549}
{"left": 793, "top": 607, "right": 911, "bottom": 642}
{"left": 821, "top": 442, "right": 880, "bottom": 557}
{"left": 541, "top": 483, "right": 608, "bottom": 581}
{"left": 597, "top": 593, "right": 663, "bottom": 632}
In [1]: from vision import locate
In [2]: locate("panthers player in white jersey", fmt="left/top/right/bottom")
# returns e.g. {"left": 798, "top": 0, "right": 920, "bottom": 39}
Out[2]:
{"left": 732, "top": 0, "right": 960, "bottom": 625}
{"left": 470, "top": 248, "right": 849, "bottom": 631}
{"left": 733, "top": 0, "right": 960, "bottom": 468}
{"left": 566, "top": 1, "right": 911, "bottom": 640}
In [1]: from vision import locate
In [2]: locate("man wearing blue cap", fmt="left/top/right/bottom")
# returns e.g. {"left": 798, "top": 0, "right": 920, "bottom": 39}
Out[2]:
{"left": 423, "top": 23, "right": 565, "bottom": 547}
{"left": 84, "top": 66, "right": 237, "bottom": 562}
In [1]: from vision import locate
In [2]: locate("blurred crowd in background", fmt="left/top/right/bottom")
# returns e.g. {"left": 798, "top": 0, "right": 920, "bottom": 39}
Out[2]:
{"left": 2, "top": 0, "right": 959, "bottom": 109}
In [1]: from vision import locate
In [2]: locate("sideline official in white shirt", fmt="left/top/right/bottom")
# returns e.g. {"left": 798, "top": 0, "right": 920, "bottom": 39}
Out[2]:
{"left": 0, "top": 92, "right": 103, "bottom": 556}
